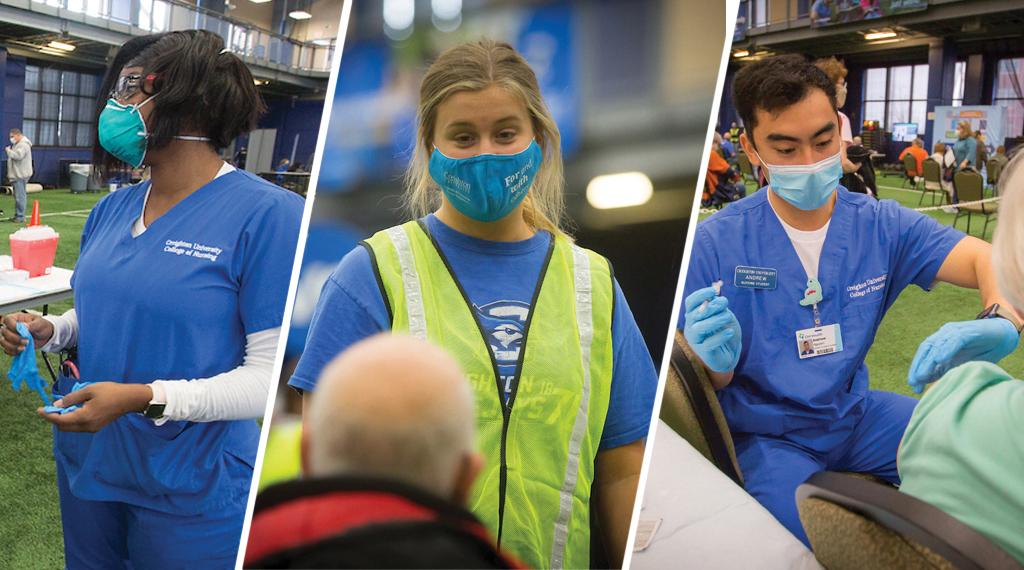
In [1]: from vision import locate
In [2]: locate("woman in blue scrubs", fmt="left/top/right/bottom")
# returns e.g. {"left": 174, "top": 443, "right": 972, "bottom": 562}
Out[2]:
{"left": 0, "top": 31, "right": 302, "bottom": 568}
{"left": 289, "top": 40, "right": 656, "bottom": 569}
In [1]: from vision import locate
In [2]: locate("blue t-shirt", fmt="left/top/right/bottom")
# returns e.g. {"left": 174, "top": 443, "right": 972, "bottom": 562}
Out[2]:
{"left": 681, "top": 188, "right": 964, "bottom": 452}
{"left": 721, "top": 139, "right": 736, "bottom": 159}
{"left": 60, "top": 170, "right": 303, "bottom": 514}
{"left": 290, "top": 214, "right": 656, "bottom": 449}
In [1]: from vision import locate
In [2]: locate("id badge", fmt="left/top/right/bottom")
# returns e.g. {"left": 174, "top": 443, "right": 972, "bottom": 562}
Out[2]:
{"left": 796, "top": 324, "right": 843, "bottom": 359}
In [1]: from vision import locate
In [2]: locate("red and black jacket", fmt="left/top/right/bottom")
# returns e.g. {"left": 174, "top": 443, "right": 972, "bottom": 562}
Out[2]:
{"left": 244, "top": 476, "right": 526, "bottom": 569}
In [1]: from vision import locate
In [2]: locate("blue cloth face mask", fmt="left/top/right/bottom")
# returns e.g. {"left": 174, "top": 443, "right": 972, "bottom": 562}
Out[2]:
{"left": 428, "top": 140, "right": 543, "bottom": 223}
{"left": 755, "top": 147, "right": 842, "bottom": 211}
{"left": 98, "top": 95, "right": 156, "bottom": 168}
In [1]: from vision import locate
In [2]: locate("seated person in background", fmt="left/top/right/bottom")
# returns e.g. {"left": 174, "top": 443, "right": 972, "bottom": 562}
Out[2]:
{"left": 991, "top": 145, "right": 1009, "bottom": 171}
{"left": 899, "top": 137, "right": 928, "bottom": 181}
{"left": 852, "top": 135, "right": 862, "bottom": 147}
{"left": 704, "top": 140, "right": 746, "bottom": 208}
{"left": 680, "top": 54, "right": 1019, "bottom": 547}
{"left": 244, "top": 334, "right": 520, "bottom": 569}
{"left": 931, "top": 142, "right": 956, "bottom": 190}
{"left": 721, "top": 131, "right": 737, "bottom": 161}
{"left": 899, "top": 152, "right": 1024, "bottom": 564}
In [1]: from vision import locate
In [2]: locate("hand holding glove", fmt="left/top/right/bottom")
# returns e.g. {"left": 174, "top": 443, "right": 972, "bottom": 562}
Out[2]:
{"left": 683, "top": 286, "right": 742, "bottom": 373}
{"left": 907, "top": 318, "right": 1019, "bottom": 393}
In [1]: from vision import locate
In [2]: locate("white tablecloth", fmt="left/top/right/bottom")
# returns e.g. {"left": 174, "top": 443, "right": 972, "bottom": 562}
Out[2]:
{"left": 630, "top": 420, "right": 822, "bottom": 570}
{"left": 0, "top": 267, "right": 73, "bottom": 314}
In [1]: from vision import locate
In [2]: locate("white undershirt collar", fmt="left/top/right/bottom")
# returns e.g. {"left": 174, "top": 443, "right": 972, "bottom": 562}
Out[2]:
{"left": 132, "top": 162, "right": 235, "bottom": 237}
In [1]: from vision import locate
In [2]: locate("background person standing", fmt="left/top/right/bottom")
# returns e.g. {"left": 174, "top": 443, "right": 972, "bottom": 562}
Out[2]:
{"left": 5, "top": 128, "right": 32, "bottom": 222}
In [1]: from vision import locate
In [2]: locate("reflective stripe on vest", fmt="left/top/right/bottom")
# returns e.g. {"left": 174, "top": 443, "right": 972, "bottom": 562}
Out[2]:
{"left": 363, "top": 220, "right": 613, "bottom": 570}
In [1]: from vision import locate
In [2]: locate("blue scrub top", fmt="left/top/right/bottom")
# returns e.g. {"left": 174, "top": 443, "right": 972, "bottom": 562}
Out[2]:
{"left": 58, "top": 170, "right": 303, "bottom": 515}
{"left": 682, "top": 188, "right": 964, "bottom": 452}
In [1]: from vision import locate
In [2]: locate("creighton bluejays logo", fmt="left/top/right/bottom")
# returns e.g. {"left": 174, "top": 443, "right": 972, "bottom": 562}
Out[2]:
{"left": 475, "top": 300, "right": 531, "bottom": 401}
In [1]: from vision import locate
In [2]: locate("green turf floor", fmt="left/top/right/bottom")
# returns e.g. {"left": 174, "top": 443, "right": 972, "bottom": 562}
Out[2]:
{"left": 0, "top": 189, "right": 104, "bottom": 569}
{"left": 699, "top": 172, "right": 1022, "bottom": 398}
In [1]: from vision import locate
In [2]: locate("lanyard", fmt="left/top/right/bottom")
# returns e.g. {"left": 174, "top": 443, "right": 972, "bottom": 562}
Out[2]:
{"left": 799, "top": 276, "right": 824, "bottom": 327}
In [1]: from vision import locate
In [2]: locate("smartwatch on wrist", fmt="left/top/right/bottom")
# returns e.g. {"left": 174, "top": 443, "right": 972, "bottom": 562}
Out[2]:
{"left": 142, "top": 383, "right": 166, "bottom": 420}
{"left": 976, "top": 303, "right": 1024, "bottom": 335}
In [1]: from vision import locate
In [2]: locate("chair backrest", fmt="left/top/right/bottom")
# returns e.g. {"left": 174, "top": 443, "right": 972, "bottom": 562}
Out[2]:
{"left": 736, "top": 152, "right": 755, "bottom": 180}
{"left": 988, "top": 158, "right": 1003, "bottom": 185}
{"left": 953, "top": 169, "right": 985, "bottom": 203}
{"left": 660, "top": 331, "right": 743, "bottom": 486}
{"left": 903, "top": 152, "right": 918, "bottom": 176}
{"left": 921, "top": 158, "right": 942, "bottom": 188}
{"left": 797, "top": 472, "right": 1024, "bottom": 570}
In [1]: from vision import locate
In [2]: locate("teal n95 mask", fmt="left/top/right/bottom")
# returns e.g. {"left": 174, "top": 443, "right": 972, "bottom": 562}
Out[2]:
{"left": 755, "top": 147, "right": 842, "bottom": 211}
{"left": 428, "top": 140, "right": 543, "bottom": 223}
{"left": 98, "top": 96, "right": 156, "bottom": 168}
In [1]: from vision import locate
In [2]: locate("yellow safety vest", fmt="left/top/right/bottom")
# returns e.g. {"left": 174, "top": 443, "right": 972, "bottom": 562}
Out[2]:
{"left": 364, "top": 220, "right": 614, "bottom": 569}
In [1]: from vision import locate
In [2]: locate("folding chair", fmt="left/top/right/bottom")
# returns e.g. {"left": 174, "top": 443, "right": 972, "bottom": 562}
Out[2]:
{"left": 953, "top": 169, "right": 997, "bottom": 238}
{"left": 797, "top": 472, "right": 1024, "bottom": 570}
{"left": 920, "top": 158, "right": 944, "bottom": 207}
{"left": 902, "top": 153, "right": 921, "bottom": 189}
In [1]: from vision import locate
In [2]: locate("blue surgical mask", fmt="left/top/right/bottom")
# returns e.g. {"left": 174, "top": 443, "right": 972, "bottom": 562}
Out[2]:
{"left": 98, "top": 96, "right": 156, "bottom": 168}
{"left": 755, "top": 147, "right": 842, "bottom": 211}
{"left": 428, "top": 140, "right": 543, "bottom": 223}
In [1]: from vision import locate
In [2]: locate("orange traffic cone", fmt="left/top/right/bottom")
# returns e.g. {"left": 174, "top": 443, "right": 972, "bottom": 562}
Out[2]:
{"left": 29, "top": 201, "right": 40, "bottom": 226}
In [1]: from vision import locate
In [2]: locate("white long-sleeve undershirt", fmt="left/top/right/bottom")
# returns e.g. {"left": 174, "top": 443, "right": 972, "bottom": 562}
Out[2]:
{"left": 41, "top": 309, "right": 277, "bottom": 422}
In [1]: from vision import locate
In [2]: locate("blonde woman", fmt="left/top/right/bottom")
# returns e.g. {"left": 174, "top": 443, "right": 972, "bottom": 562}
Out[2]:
{"left": 289, "top": 40, "right": 656, "bottom": 569}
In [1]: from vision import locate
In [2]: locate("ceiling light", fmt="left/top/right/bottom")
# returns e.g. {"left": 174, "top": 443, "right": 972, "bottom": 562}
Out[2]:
{"left": 248, "top": 0, "right": 272, "bottom": 3}
{"left": 864, "top": 30, "right": 897, "bottom": 41}
{"left": 288, "top": 10, "right": 312, "bottom": 20}
{"left": 312, "top": 38, "right": 333, "bottom": 46}
{"left": 48, "top": 40, "right": 76, "bottom": 51}
{"left": 733, "top": 49, "right": 749, "bottom": 58}
{"left": 38, "top": 46, "right": 69, "bottom": 56}
{"left": 586, "top": 172, "right": 654, "bottom": 210}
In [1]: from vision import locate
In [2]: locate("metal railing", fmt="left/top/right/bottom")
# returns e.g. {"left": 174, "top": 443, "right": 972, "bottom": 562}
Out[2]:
{"left": 4, "top": 0, "right": 335, "bottom": 73}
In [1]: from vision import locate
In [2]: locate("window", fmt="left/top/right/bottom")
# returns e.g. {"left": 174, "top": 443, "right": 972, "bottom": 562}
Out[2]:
{"left": 861, "top": 63, "right": 929, "bottom": 135}
{"left": 139, "top": 0, "right": 168, "bottom": 32}
{"left": 994, "top": 57, "right": 1024, "bottom": 138}
{"left": 952, "top": 61, "right": 966, "bottom": 106}
{"left": 22, "top": 65, "right": 101, "bottom": 148}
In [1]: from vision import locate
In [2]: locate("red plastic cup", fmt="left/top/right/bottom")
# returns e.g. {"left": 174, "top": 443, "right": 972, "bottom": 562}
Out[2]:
{"left": 10, "top": 226, "right": 59, "bottom": 278}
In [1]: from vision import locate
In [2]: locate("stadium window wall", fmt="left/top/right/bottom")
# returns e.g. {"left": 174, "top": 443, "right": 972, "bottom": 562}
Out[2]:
{"left": 995, "top": 57, "right": 1024, "bottom": 138}
{"left": 861, "top": 62, "right": 967, "bottom": 135}
{"left": 22, "top": 65, "right": 102, "bottom": 148}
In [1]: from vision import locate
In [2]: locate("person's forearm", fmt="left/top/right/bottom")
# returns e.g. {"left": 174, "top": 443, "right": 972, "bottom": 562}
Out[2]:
{"left": 149, "top": 328, "right": 279, "bottom": 422}
{"left": 40, "top": 309, "right": 78, "bottom": 352}
{"left": 974, "top": 244, "right": 1022, "bottom": 321}
{"left": 595, "top": 440, "right": 645, "bottom": 569}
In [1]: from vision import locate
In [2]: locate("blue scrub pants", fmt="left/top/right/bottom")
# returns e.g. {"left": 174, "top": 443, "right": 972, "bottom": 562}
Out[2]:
{"left": 733, "top": 390, "right": 917, "bottom": 546}
{"left": 56, "top": 461, "right": 245, "bottom": 569}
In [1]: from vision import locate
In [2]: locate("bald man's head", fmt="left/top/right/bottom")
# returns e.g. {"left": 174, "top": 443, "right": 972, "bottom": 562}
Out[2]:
{"left": 304, "top": 334, "right": 481, "bottom": 503}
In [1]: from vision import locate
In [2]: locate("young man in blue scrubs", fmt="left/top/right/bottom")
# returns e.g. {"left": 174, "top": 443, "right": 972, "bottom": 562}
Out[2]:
{"left": 681, "top": 54, "right": 1021, "bottom": 546}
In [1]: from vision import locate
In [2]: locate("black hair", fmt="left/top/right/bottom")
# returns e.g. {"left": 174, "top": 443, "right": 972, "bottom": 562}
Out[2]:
{"left": 92, "top": 30, "right": 267, "bottom": 176}
{"left": 732, "top": 54, "right": 837, "bottom": 145}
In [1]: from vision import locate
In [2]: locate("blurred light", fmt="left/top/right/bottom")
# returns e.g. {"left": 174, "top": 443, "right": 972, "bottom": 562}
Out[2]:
{"left": 248, "top": 0, "right": 272, "bottom": 3}
{"left": 38, "top": 47, "right": 68, "bottom": 56}
{"left": 733, "top": 49, "right": 749, "bottom": 58}
{"left": 288, "top": 10, "right": 312, "bottom": 20}
{"left": 254, "top": 79, "right": 269, "bottom": 86}
{"left": 48, "top": 40, "right": 76, "bottom": 51}
{"left": 864, "top": 30, "right": 897, "bottom": 40}
{"left": 383, "top": 0, "right": 414, "bottom": 40}
{"left": 586, "top": 172, "right": 654, "bottom": 210}
{"left": 431, "top": 0, "right": 461, "bottom": 32}
{"left": 312, "top": 38, "right": 333, "bottom": 46}
{"left": 868, "top": 38, "right": 902, "bottom": 45}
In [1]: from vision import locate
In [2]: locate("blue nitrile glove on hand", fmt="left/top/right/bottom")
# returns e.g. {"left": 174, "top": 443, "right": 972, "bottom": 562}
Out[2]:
{"left": 907, "top": 318, "right": 1020, "bottom": 393}
{"left": 683, "top": 286, "right": 742, "bottom": 373}
{"left": 43, "top": 381, "right": 92, "bottom": 415}
{"left": 7, "top": 322, "right": 53, "bottom": 405}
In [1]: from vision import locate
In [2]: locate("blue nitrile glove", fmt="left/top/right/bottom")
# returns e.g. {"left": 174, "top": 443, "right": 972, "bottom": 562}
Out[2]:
{"left": 683, "top": 286, "right": 742, "bottom": 373}
{"left": 907, "top": 318, "right": 1019, "bottom": 393}
{"left": 43, "top": 381, "right": 92, "bottom": 414}
{"left": 7, "top": 322, "right": 52, "bottom": 405}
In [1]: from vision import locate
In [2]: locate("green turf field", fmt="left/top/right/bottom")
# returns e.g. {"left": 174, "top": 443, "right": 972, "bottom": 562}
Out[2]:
{"left": 699, "top": 172, "right": 1022, "bottom": 398}
{"left": 0, "top": 189, "right": 104, "bottom": 569}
